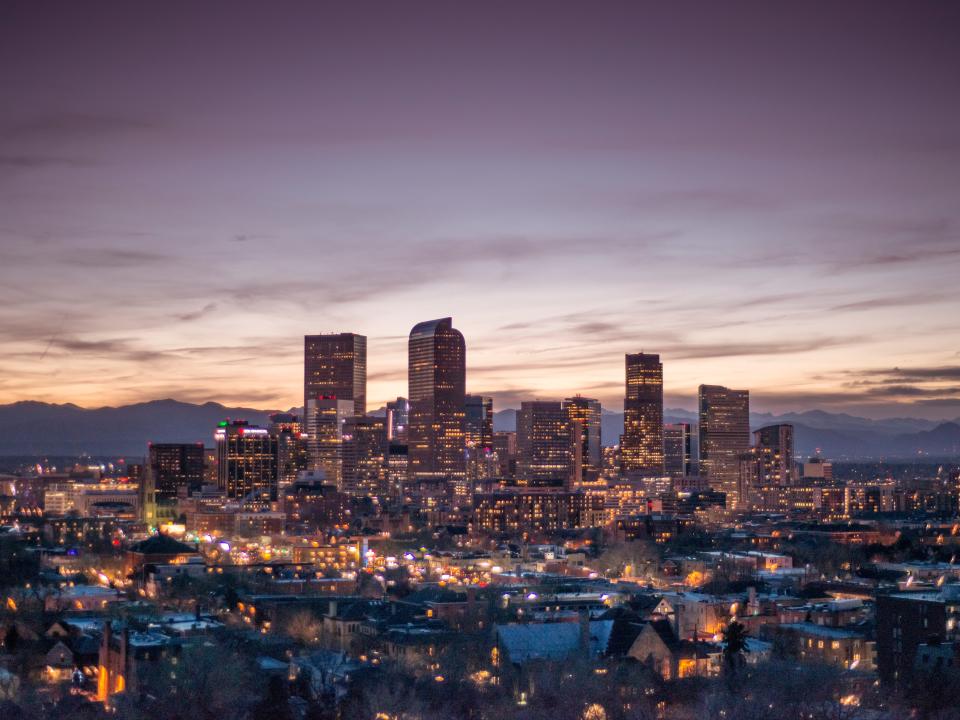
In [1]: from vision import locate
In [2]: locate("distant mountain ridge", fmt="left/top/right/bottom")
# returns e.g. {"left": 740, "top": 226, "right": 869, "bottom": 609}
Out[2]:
{"left": 493, "top": 408, "right": 960, "bottom": 459}
{"left": 0, "top": 399, "right": 958, "bottom": 459}
{"left": 0, "top": 400, "right": 284, "bottom": 457}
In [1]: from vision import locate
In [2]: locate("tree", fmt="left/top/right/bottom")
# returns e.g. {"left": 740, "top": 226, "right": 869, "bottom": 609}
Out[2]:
{"left": 595, "top": 540, "right": 659, "bottom": 579}
{"left": 721, "top": 620, "right": 748, "bottom": 673}
{"left": 120, "top": 641, "right": 259, "bottom": 720}
{"left": 286, "top": 611, "right": 322, "bottom": 646}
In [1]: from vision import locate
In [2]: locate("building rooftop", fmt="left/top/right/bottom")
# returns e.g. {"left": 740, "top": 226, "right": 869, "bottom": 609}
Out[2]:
{"left": 496, "top": 620, "right": 614, "bottom": 663}
{"left": 60, "top": 585, "right": 121, "bottom": 598}
{"left": 129, "top": 534, "right": 197, "bottom": 555}
{"left": 779, "top": 623, "right": 870, "bottom": 639}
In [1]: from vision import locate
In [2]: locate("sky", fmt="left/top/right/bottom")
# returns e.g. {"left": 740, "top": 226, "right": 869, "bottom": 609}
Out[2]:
{"left": 1, "top": 1, "right": 959, "bottom": 419}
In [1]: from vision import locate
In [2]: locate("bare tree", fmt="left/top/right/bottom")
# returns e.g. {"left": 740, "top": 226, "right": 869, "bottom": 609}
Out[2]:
{"left": 286, "top": 610, "right": 322, "bottom": 646}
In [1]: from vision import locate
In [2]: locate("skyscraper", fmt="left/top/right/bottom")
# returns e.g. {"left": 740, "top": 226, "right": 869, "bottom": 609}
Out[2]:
{"left": 621, "top": 353, "right": 664, "bottom": 476}
{"left": 304, "top": 333, "right": 367, "bottom": 417}
{"left": 698, "top": 385, "right": 751, "bottom": 509}
{"left": 465, "top": 394, "right": 494, "bottom": 482}
{"left": 663, "top": 423, "right": 693, "bottom": 479}
{"left": 305, "top": 397, "right": 354, "bottom": 488}
{"left": 385, "top": 397, "right": 410, "bottom": 443}
{"left": 147, "top": 443, "right": 205, "bottom": 501}
{"left": 215, "top": 420, "right": 279, "bottom": 502}
{"left": 341, "top": 416, "right": 388, "bottom": 498}
{"left": 753, "top": 424, "right": 795, "bottom": 486}
{"left": 563, "top": 395, "right": 602, "bottom": 482}
{"left": 385, "top": 397, "right": 410, "bottom": 500}
{"left": 269, "top": 413, "right": 309, "bottom": 489}
{"left": 492, "top": 431, "right": 517, "bottom": 480}
{"left": 516, "top": 400, "right": 580, "bottom": 488}
{"left": 408, "top": 317, "right": 466, "bottom": 481}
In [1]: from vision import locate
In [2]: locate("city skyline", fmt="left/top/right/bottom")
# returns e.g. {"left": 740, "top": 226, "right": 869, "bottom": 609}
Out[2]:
{"left": 3, "top": 5, "right": 960, "bottom": 717}
{"left": 2, "top": 2, "right": 960, "bottom": 419}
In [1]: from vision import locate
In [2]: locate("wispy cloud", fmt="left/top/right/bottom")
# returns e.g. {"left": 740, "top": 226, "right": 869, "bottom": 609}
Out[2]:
{"left": 830, "top": 292, "right": 950, "bottom": 312}
{"left": 174, "top": 302, "right": 218, "bottom": 322}
{"left": 0, "top": 154, "right": 95, "bottom": 169}
{"left": 60, "top": 248, "right": 170, "bottom": 268}
{"left": 1, "top": 112, "right": 156, "bottom": 143}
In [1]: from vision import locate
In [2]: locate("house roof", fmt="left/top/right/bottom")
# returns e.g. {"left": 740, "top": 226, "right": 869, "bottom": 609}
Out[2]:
{"left": 779, "top": 623, "right": 869, "bottom": 640}
{"left": 129, "top": 534, "right": 196, "bottom": 555}
{"left": 629, "top": 595, "right": 666, "bottom": 612}
{"left": 404, "top": 586, "right": 468, "bottom": 605}
{"left": 605, "top": 617, "right": 647, "bottom": 657}
{"left": 648, "top": 618, "right": 681, "bottom": 650}
{"left": 496, "top": 620, "right": 614, "bottom": 664}
{"left": 330, "top": 599, "right": 376, "bottom": 621}
{"left": 70, "top": 634, "right": 101, "bottom": 656}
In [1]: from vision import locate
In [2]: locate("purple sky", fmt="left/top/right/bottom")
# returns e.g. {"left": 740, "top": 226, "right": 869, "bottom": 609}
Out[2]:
{"left": 1, "top": 1, "right": 959, "bottom": 418}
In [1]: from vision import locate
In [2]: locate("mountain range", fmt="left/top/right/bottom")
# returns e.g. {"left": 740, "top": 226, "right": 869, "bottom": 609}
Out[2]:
{"left": 0, "top": 400, "right": 958, "bottom": 460}
{"left": 493, "top": 408, "right": 960, "bottom": 460}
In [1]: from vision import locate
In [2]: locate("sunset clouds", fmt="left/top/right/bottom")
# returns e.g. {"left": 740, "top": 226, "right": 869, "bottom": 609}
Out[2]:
{"left": 1, "top": 1, "right": 958, "bottom": 418}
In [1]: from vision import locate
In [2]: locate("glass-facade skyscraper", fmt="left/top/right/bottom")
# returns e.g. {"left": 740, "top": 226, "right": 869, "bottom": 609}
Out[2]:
{"left": 753, "top": 423, "right": 795, "bottom": 486}
{"left": 465, "top": 394, "right": 494, "bottom": 482}
{"left": 563, "top": 395, "right": 602, "bottom": 482}
{"left": 147, "top": 442, "right": 205, "bottom": 501}
{"left": 621, "top": 353, "right": 664, "bottom": 476}
{"left": 342, "top": 416, "right": 388, "bottom": 498}
{"left": 698, "top": 384, "right": 751, "bottom": 509}
{"left": 517, "top": 400, "right": 579, "bottom": 488}
{"left": 304, "top": 333, "right": 367, "bottom": 417}
{"left": 663, "top": 422, "right": 693, "bottom": 479}
{"left": 408, "top": 317, "right": 466, "bottom": 481}
{"left": 215, "top": 420, "right": 279, "bottom": 502}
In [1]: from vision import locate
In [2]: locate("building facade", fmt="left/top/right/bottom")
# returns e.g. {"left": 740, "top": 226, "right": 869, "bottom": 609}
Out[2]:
{"left": 563, "top": 396, "right": 602, "bottom": 483}
{"left": 269, "top": 413, "right": 310, "bottom": 489}
{"left": 305, "top": 397, "right": 354, "bottom": 488}
{"left": 663, "top": 423, "right": 693, "bottom": 479}
{"left": 465, "top": 394, "right": 494, "bottom": 484}
{"left": 408, "top": 317, "right": 466, "bottom": 482}
{"left": 516, "top": 401, "right": 579, "bottom": 488}
{"left": 147, "top": 443, "right": 205, "bottom": 502}
{"left": 754, "top": 424, "right": 795, "bottom": 486}
{"left": 698, "top": 385, "right": 750, "bottom": 510}
{"left": 304, "top": 333, "right": 367, "bottom": 417}
{"left": 215, "top": 421, "right": 279, "bottom": 501}
{"left": 341, "top": 416, "right": 388, "bottom": 498}
{"left": 622, "top": 353, "right": 664, "bottom": 476}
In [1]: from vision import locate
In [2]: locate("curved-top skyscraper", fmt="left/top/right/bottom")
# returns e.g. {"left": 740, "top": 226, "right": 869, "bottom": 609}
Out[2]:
{"left": 621, "top": 352, "right": 665, "bottom": 476}
{"left": 408, "top": 317, "right": 466, "bottom": 481}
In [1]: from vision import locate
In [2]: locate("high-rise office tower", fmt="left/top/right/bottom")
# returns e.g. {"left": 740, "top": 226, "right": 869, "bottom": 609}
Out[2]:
{"left": 408, "top": 317, "right": 466, "bottom": 481}
{"left": 147, "top": 443, "right": 205, "bottom": 501}
{"left": 516, "top": 401, "right": 580, "bottom": 487}
{"left": 305, "top": 397, "right": 354, "bottom": 488}
{"left": 621, "top": 353, "right": 664, "bottom": 476}
{"left": 385, "top": 445, "right": 409, "bottom": 500}
{"left": 663, "top": 423, "right": 693, "bottom": 479}
{"left": 698, "top": 385, "right": 751, "bottom": 509}
{"left": 492, "top": 431, "right": 517, "bottom": 480}
{"left": 304, "top": 333, "right": 367, "bottom": 417}
{"left": 269, "top": 413, "right": 309, "bottom": 489}
{"left": 385, "top": 397, "right": 410, "bottom": 444}
{"left": 341, "top": 416, "right": 388, "bottom": 498}
{"left": 753, "top": 424, "right": 795, "bottom": 486}
{"left": 215, "top": 420, "right": 279, "bottom": 502}
{"left": 465, "top": 395, "right": 494, "bottom": 482}
{"left": 384, "top": 398, "right": 410, "bottom": 500}
{"left": 563, "top": 396, "right": 602, "bottom": 482}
